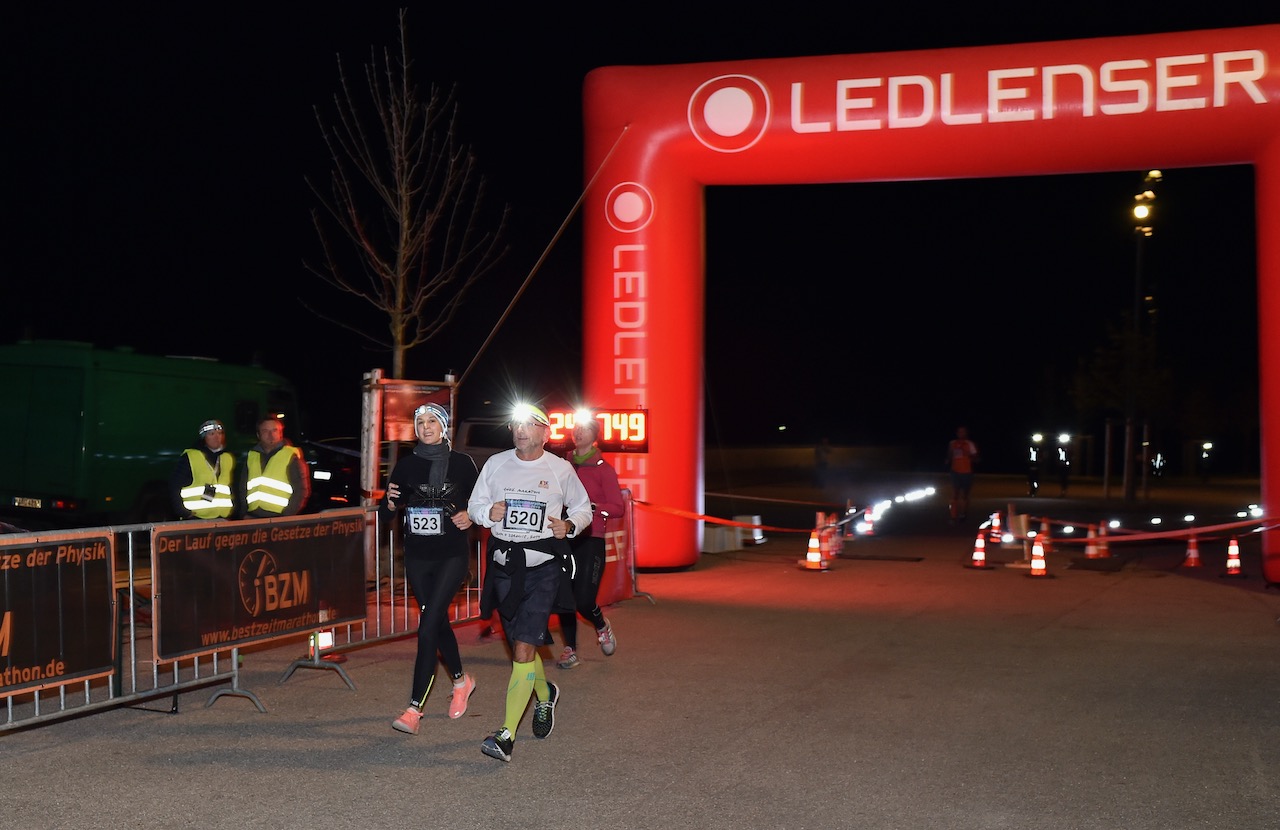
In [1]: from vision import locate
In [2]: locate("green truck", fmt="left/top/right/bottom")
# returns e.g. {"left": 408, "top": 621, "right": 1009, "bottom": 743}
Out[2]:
{"left": 0, "top": 340, "right": 305, "bottom": 526}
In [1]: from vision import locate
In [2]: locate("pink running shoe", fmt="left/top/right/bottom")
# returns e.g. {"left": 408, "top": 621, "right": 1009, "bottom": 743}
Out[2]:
{"left": 449, "top": 674, "right": 476, "bottom": 719}
{"left": 556, "top": 647, "right": 580, "bottom": 669}
{"left": 392, "top": 707, "right": 422, "bottom": 735}
{"left": 597, "top": 619, "right": 617, "bottom": 656}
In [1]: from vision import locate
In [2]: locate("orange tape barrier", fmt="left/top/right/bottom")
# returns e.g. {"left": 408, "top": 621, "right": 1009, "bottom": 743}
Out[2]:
{"left": 631, "top": 499, "right": 811, "bottom": 535}
{"left": 1023, "top": 516, "right": 1276, "bottom": 546}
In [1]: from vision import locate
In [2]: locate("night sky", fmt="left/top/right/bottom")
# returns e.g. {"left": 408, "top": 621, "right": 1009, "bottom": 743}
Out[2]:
{"left": 5, "top": 6, "right": 1274, "bottom": 473}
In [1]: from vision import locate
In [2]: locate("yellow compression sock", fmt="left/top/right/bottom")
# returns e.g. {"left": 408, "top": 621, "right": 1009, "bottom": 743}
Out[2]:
{"left": 505, "top": 660, "right": 536, "bottom": 735}
{"left": 533, "top": 652, "right": 549, "bottom": 701}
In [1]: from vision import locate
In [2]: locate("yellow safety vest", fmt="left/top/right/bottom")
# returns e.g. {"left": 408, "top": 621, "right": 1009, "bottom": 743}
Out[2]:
{"left": 246, "top": 445, "right": 302, "bottom": 515}
{"left": 179, "top": 449, "right": 235, "bottom": 519}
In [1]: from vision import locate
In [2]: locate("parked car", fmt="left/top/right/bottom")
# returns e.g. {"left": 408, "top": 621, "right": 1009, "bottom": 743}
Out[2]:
{"left": 455, "top": 418, "right": 514, "bottom": 469}
{"left": 300, "top": 438, "right": 365, "bottom": 511}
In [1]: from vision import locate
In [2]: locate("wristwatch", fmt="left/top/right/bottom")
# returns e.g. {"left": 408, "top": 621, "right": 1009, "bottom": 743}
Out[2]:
{"left": 565, "top": 520, "right": 576, "bottom": 537}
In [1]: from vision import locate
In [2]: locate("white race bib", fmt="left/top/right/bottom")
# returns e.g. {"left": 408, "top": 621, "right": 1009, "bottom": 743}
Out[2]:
{"left": 406, "top": 506, "right": 445, "bottom": 536}
{"left": 503, "top": 497, "right": 547, "bottom": 538}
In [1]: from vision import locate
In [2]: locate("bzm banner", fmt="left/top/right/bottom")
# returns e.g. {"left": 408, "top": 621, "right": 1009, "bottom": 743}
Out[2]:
{"left": 153, "top": 510, "right": 366, "bottom": 662}
{"left": 0, "top": 530, "right": 114, "bottom": 697}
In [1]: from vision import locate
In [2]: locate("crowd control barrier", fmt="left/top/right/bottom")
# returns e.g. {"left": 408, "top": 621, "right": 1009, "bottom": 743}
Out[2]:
{"left": 1, "top": 490, "right": 638, "bottom": 733}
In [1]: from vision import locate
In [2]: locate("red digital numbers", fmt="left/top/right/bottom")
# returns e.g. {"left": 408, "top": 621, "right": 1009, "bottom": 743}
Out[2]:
{"left": 547, "top": 409, "right": 649, "bottom": 453}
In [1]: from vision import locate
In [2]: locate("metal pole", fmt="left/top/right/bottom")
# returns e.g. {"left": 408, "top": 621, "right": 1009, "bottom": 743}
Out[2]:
{"left": 1123, "top": 230, "right": 1144, "bottom": 501}
{"left": 1141, "top": 419, "right": 1152, "bottom": 499}
{"left": 1102, "top": 418, "right": 1113, "bottom": 499}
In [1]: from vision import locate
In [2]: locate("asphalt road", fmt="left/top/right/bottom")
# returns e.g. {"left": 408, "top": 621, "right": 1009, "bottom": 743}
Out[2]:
{"left": 1, "top": 474, "right": 1277, "bottom": 829}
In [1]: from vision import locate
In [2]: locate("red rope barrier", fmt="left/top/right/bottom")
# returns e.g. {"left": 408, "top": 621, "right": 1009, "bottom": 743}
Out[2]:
{"left": 630, "top": 499, "right": 812, "bottom": 534}
{"left": 1022, "top": 516, "right": 1276, "bottom": 546}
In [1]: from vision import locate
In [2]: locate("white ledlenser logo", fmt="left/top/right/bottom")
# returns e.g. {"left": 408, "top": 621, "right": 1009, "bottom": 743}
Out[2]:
{"left": 688, "top": 74, "right": 770, "bottom": 153}
{"left": 605, "top": 182, "right": 655, "bottom": 233}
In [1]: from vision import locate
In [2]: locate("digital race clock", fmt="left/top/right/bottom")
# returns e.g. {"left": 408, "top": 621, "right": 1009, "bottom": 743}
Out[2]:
{"left": 546, "top": 409, "right": 649, "bottom": 453}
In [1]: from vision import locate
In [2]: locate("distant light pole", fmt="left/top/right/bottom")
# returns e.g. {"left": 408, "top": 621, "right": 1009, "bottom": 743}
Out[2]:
{"left": 1123, "top": 170, "right": 1161, "bottom": 501}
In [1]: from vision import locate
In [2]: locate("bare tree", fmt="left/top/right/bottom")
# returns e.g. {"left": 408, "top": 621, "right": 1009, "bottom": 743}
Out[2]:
{"left": 305, "top": 9, "right": 508, "bottom": 378}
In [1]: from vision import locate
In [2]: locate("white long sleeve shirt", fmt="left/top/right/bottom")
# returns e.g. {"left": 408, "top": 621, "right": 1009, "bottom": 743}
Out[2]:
{"left": 469, "top": 448, "right": 593, "bottom": 566}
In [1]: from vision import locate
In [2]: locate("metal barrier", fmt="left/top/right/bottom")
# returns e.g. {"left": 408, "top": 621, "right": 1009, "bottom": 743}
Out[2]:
{"left": 2, "top": 490, "right": 638, "bottom": 733}
{"left": 3, "top": 520, "right": 243, "bottom": 732}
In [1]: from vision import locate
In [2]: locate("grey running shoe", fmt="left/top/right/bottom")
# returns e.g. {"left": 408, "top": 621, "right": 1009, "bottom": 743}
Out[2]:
{"left": 556, "top": 647, "right": 580, "bottom": 669}
{"left": 481, "top": 728, "right": 513, "bottom": 762}
{"left": 597, "top": 619, "right": 616, "bottom": 656}
{"left": 531, "top": 682, "right": 559, "bottom": 739}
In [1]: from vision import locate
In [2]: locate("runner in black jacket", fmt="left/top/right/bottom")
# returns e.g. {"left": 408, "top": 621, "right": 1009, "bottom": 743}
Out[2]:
{"left": 381, "top": 403, "right": 479, "bottom": 736}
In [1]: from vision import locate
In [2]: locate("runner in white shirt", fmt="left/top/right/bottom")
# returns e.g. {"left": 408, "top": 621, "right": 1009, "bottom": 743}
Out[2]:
{"left": 470, "top": 403, "right": 592, "bottom": 762}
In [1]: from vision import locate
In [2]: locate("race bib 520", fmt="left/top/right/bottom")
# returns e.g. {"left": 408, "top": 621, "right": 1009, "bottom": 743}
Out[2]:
{"left": 503, "top": 498, "right": 547, "bottom": 534}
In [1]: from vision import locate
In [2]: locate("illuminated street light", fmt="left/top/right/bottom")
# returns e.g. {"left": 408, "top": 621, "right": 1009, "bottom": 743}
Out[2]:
{"left": 1122, "top": 170, "right": 1161, "bottom": 501}
{"left": 1027, "top": 432, "right": 1044, "bottom": 497}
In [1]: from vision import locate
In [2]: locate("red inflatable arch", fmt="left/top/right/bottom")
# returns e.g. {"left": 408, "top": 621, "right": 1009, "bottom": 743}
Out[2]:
{"left": 580, "top": 25, "right": 1280, "bottom": 575}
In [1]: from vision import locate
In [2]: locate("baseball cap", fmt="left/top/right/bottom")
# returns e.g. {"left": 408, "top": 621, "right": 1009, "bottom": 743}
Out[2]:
{"left": 510, "top": 403, "right": 550, "bottom": 427}
{"left": 199, "top": 419, "right": 224, "bottom": 436}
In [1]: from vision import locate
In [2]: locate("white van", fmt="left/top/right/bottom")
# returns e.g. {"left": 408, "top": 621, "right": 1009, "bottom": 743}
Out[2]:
{"left": 454, "top": 418, "right": 514, "bottom": 469}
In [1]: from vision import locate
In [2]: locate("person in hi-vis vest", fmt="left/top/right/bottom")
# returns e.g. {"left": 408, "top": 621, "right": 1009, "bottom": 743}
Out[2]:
{"left": 241, "top": 416, "right": 310, "bottom": 518}
{"left": 171, "top": 419, "right": 236, "bottom": 520}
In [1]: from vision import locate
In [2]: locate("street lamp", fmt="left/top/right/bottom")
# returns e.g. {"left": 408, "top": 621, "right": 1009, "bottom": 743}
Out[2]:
{"left": 1028, "top": 432, "right": 1044, "bottom": 497}
{"left": 1123, "top": 170, "right": 1161, "bottom": 501}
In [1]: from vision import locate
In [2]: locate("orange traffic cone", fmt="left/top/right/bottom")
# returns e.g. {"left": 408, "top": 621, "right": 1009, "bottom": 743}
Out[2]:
{"left": 1037, "top": 519, "right": 1053, "bottom": 555}
{"left": 1221, "top": 537, "right": 1245, "bottom": 578}
{"left": 1183, "top": 537, "right": 1203, "bottom": 568}
{"left": 798, "top": 530, "right": 829, "bottom": 571}
{"left": 1084, "top": 525, "right": 1099, "bottom": 558}
{"left": 1096, "top": 523, "right": 1110, "bottom": 558}
{"left": 1027, "top": 539, "right": 1054, "bottom": 578}
{"left": 966, "top": 531, "right": 994, "bottom": 570}
{"left": 987, "top": 512, "right": 1002, "bottom": 546}
{"left": 862, "top": 506, "right": 876, "bottom": 536}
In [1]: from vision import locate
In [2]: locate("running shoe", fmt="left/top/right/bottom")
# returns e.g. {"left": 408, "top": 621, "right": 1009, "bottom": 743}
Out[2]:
{"left": 448, "top": 673, "right": 476, "bottom": 719}
{"left": 597, "top": 619, "right": 616, "bottom": 656}
{"left": 481, "top": 728, "right": 514, "bottom": 762}
{"left": 392, "top": 707, "right": 423, "bottom": 735}
{"left": 556, "top": 647, "right": 580, "bottom": 670}
{"left": 531, "top": 681, "right": 559, "bottom": 739}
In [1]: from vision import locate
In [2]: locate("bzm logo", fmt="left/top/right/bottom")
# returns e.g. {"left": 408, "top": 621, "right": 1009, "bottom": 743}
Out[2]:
{"left": 688, "top": 74, "right": 771, "bottom": 153}
{"left": 236, "top": 549, "right": 311, "bottom": 617}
